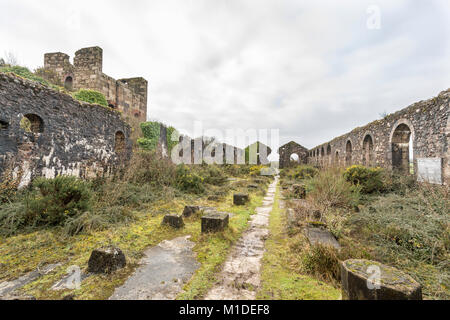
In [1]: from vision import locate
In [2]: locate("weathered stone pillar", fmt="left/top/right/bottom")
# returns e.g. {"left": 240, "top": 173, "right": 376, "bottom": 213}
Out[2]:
{"left": 162, "top": 214, "right": 184, "bottom": 229}
{"left": 202, "top": 212, "right": 229, "bottom": 233}
{"left": 88, "top": 246, "right": 126, "bottom": 274}
{"left": 234, "top": 193, "right": 250, "bottom": 206}
{"left": 341, "top": 259, "right": 422, "bottom": 300}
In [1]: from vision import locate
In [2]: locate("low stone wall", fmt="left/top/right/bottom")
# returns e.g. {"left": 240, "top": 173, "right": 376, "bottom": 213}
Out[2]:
{"left": 0, "top": 73, "right": 132, "bottom": 187}
{"left": 307, "top": 89, "right": 450, "bottom": 185}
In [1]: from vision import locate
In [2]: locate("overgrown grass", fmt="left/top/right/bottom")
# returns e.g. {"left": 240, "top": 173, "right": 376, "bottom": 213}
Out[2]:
{"left": 0, "top": 154, "right": 273, "bottom": 300}
{"left": 177, "top": 193, "right": 265, "bottom": 300}
{"left": 257, "top": 185, "right": 341, "bottom": 300}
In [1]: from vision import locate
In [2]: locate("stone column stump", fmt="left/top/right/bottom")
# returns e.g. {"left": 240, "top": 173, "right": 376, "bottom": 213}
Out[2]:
{"left": 341, "top": 259, "right": 422, "bottom": 300}
{"left": 234, "top": 193, "right": 250, "bottom": 206}
{"left": 88, "top": 246, "right": 126, "bottom": 274}
{"left": 162, "top": 214, "right": 185, "bottom": 229}
{"left": 182, "top": 206, "right": 200, "bottom": 218}
{"left": 202, "top": 212, "right": 229, "bottom": 233}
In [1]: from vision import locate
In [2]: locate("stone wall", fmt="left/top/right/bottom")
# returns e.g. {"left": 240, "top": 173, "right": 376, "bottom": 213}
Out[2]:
{"left": 43, "top": 47, "right": 148, "bottom": 133}
{"left": 0, "top": 73, "right": 132, "bottom": 187}
{"left": 306, "top": 89, "right": 450, "bottom": 185}
{"left": 279, "top": 141, "right": 309, "bottom": 169}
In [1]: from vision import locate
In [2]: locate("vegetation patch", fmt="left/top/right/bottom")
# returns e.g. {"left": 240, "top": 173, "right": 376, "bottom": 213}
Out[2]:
{"left": 73, "top": 89, "right": 108, "bottom": 107}
{"left": 257, "top": 185, "right": 341, "bottom": 300}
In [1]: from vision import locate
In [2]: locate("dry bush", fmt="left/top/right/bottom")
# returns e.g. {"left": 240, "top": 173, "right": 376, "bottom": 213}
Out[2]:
{"left": 306, "top": 168, "right": 360, "bottom": 212}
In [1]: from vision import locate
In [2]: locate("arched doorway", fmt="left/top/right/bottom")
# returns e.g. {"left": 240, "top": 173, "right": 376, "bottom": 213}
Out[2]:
{"left": 363, "top": 135, "right": 374, "bottom": 167}
{"left": 64, "top": 76, "right": 73, "bottom": 91}
{"left": 290, "top": 153, "right": 300, "bottom": 166}
{"left": 20, "top": 114, "right": 44, "bottom": 133}
{"left": 392, "top": 124, "right": 413, "bottom": 174}
{"left": 346, "top": 141, "right": 353, "bottom": 166}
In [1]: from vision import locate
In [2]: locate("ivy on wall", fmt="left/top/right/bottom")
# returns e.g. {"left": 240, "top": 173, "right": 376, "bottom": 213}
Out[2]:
{"left": 138, "top": 121, "right": 161, "bottom": 151}
{"left": 166, "top": 126, "right": 179, "bottom": 154}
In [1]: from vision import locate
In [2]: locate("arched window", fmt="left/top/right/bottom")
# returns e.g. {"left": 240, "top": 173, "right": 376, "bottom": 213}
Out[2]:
{"left": 290, "top": 153, "right": 300, "bottom": 165}
{"left": 335, "top": 151, "right": 340, "bottom": 166}
{"left": 0, "top": 119, "right": 8, "bottom": 130}
{"left": 321, "top": 147, "right": 325, "bottom": 157}
{"left": 363, "top": 135, "right": 375, "bottom": 167}
{"left": 64, "top": 76, "right": 73, "bottom": 91}
{"left": 346, "top": 141, "right": 353, "bottom": 166}
{"left": 20, "top": 114, "right": 44, "bottom": 133}
{"left": 327, "top": 145, "right": 331, "bottom": 156}
{"left": 392, "top": 124, "right": 413, "bottom": 174}
{"left": 115, "top": 131, "right": 126, "bottom": 154}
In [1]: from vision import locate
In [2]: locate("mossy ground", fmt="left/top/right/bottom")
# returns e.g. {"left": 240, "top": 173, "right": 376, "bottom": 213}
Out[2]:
{"left": 257, "top": 185, "right": 341, "bottom": 300}
{"left": 0, "top": 186, "right": 265, "bottom": 300}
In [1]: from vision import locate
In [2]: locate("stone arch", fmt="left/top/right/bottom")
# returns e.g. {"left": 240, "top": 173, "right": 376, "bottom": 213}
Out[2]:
{"left": 390, "top": 121, "right": 414, "bottom": 174}
{"left": 362, "top": 133, "right": 375, "bottom": 167}
{"left": 64, "top": 76, "right": 73, "bottom": 91}
{"left": 21, "top": 114, "right": 44, "bottom": 133}
{"left": 115, "top": 131, "right": 126, "bottom": 154}
{"left": 346, "top": 140, "right": 353, "bottom": 167}
{"left": 290, "top": 153, "right": 300, "bottom": 164}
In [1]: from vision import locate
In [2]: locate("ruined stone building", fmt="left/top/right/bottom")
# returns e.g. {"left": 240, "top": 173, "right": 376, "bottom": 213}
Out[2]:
{"left": 43, "top": 46, "right": 148, "bottom": 132}
{"left": 0, "top": 73, "right": 132, "bottom": 187}
{"left": 279, "top": 89, "right": 450, "bottom": 185}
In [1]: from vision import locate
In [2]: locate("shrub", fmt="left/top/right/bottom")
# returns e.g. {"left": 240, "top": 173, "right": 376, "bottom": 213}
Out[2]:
{"left": 175, "top": 165, "right": 205, "bottom": 194}
{"left": 28, "top": 176, "right": 93, "bottom": 225}
{"left": 138, "top": 122, "right": 161, "bottom": 151}
{"left": 121, "top": 151, "right": 176, "bottom": 186}
{"left": 250, "top": 165, "right": 265, "bottom": 176}
{"left": 293, "top": 165, "right": 319, "bottom": 180}
{"left": 201, "top": 165, "right": 228, "bottom": 186}
{"left": 73, "top": 89, "right": 108, "bottom": 107}
{"left": 306, "top": 169, "right": 360, "bottom": 210}
{"left": 300, "top": 244, "right": 341, "bottom": 282}
{"left": 344, "top": 165, "right": 385, "bottom": 194}
{"left": 0, "top": 65, "right": 50, "bottom": 86}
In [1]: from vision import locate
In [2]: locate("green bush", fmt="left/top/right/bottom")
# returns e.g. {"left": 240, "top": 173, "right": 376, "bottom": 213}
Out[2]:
{"left": 28, "top": 176, "right": 92, "bottom": 225}
{"left": 306, "top": 169, "right": 360, "bottom": 210}
{"left": 175, "top": 165, "right": 205, "bottom": 194}
{"left": 73, "top": 89, "right": 108, "bottom": 107}
{"left": 293, "top": 165, "right": 319, "bottom": 180}
{"left": 344, "top": 165, "right": 385, "bottom": 194}
{"left": 0, "top": 65, "right": 49, "bottom": 86}
{"left": 201, "top": 165, "right": 228, "bottom": 186}
{"left": 138, "top": 122, "right": 161, "bottom": 151}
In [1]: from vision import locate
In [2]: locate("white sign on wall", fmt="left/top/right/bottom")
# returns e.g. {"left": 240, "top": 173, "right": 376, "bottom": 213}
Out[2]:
{"left": 417, "top": 158, "right": 443, "bottom": 185}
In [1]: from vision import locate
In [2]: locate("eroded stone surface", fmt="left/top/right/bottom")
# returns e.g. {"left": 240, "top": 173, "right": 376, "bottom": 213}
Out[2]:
{"left": 341, "top": 259, "right": 422, "bottom": 300}
{"left": 0, "top": 263, "right": 61, "bottom": 298}
{"left": 234, "top": 193, "right": 250, "bottom": 206}
{"left": 202, "top": 212, "right": 230, "bottom": 233}
{"left": 305, "top": 227, "right": 341, "bottom": 250}
{"left": 204, "top": 177, "right": 278, "bottom": 300}
{"left": 162, "top": 214, "right": 185, "bottom": 229}
{"left": 109, "top": 236, "right": 200, "bottom": 300}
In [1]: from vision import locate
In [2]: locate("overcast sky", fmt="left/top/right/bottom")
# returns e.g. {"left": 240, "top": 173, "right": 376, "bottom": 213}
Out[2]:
{"left": 1, "top": 0, "right": 449, "bottom": 155}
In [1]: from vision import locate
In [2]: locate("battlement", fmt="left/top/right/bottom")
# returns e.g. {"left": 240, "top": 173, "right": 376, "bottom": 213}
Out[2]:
{"left": 74, "top": 46, "right": 103, "bottom": 72}
{"left": 41, "top": 46, "right": 148, "bottom": 135}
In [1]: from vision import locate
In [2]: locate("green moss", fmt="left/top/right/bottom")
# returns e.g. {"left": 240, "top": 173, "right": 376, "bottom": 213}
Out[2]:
{"left": 166, "top": 126, "right": 179, "bottom": 154}
{"left": 73, "top": 89, "right": 108, "bottom": 107}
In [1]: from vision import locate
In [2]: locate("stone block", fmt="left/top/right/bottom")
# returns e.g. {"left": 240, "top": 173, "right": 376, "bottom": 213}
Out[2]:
{"left": 341, "top": 259, "right": 422, "bottom": 300}
{"left": 305, "top": 226, "right": 340, "bottom": 250}
{"left": 202, "top": 212, "right": 229, "bottom": 233}
{"left": 88, "top": 246, "right": 126, "bottom": 274}
{"left": 234, "top": 193, "right": 250, "bottom": 206}
{"left": 162, "top": 214, "right": 185, "bottom": 229}
{"left": 182, "top": 206, "right": 200, "bottom": 218}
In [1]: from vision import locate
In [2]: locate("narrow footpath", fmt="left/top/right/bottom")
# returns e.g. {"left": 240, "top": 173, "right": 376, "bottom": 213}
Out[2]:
{"left": 204, "top": 177, "right": 279, "bottom": 300}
